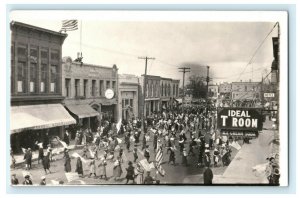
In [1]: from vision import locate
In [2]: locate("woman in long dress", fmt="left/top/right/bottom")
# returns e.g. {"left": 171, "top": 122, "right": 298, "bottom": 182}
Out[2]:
{"left": 64, "top": 150, "right": 71, "bottom": 172}
{"left": 98, "top": 158, "right": 107, "bottom": 180}
{"left": 42, "top": 152, "right": 51, "bottom": 174}
{"left": 135, "top": 163, "right": 144, "bottom": 184}
{"left": 113, "top": 157, "right": 123, "bottom": 181}
{"left": 75, "top": 157, "right": 84, "bottom": 177}
{"left": 89, "top": 159, "right": 97, "bottom": 177}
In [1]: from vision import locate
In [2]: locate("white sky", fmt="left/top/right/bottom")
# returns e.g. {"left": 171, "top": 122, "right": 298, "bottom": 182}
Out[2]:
{"left": 10, "top": 11, "right": 281, "bottom": 86}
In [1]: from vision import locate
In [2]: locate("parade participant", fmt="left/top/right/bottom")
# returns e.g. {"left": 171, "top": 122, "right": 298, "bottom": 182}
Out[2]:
{"left": 47, "top": 144, "right": 53, "bottom": 162}
{"left": 188, "top": 136, "right": 196, "bottom": 156}
{"left": 42, "top": 151, "right": 51, "bottom": 174}
{"left": 103, "top": 148, "right": 108, "bottom": 160}
{"left": 64, "top": 149, "right": 71, "bottom": 173}
{"left": 24, "top": 148, "right": 32, "bottom": 170}
{"left": 37, "top": 144, "right": 44, "bottom": 164}
{"left": 182, "top": 148, "right": 188, "bottom": 166}
{"left": 135, "top": 163, "right": 144, "bottom": 184}
{"left": 22, "top": 175, "right": 33, "bottom": 185}
{"left": 272, "top": 168, "right": 280, "bottom": 185}
{"left": 222, "top": 146, "right": 232, "bottom": 166}
{"left": 142, "top": 133, "right": 147, "bottom": 150}
{"left": 178, "top": 136, "right": 185, "bottom": 153}
{"left": 203, "top": 165, "right": 214, "bottom": 185}
{"left": 73, "top": 156, "right": 83, "bottom": 177}
{"left": 89, "top": 158, "right": 97, "bottom": 178}
{"left": 11, "top": 174, "right": 19, "bottom": 185}
{"left": 153, "top": 131, "right": 158, "bottom": 151}
{"left": 10, "top": 149, "right": 16, "bottom": 169}
{"left": 133, "top": 146, "right": 138, "bottom": 163}
{"left": 168, "top": 146, "right": 176, "bottom": 165}
{"left": 144, "top": 145, "right": 150, "bottom": 162}
{"left": 125, "top": 161, "right": 135, "bottom": 184}
{"left": 82, "top": 144, "right": 88, "bottom": 158}
{"left": 75, "top": 131, "right": 81, "bottom": 146}
{"left": 63, "top": 130, "right": 70, "bottom": 146}
{"left": 125, "top": 132, "right": 131, "bottom": 151}
{"left": 144, "top": 171, "right": 155, "bottom": 184}
{"left": 98, "top": 157, "right": 107, "bottom": 180}
{"left": 113, "top": 156, "right": 123, "bottom": 181}
{"left": 134, "top": 131, "right": 139, "bottom": 144}
{"left": 213, "top": 148, "right": 220, "bottom": 167}
{"left": 204, "top": 149, "right": 211, "bottom": 167}
{"left": 40, "top": 176, "right": 46, "bottom": 185}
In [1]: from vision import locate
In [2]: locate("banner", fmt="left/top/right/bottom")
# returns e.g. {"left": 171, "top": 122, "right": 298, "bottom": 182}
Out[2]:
{"left": 71, "top": 152, "right": 87, "bottom": 163}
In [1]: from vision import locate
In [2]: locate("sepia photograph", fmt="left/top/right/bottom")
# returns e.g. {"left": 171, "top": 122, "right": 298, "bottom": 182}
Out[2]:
{"left": 8, "top": 10, "right": 288, "bottom": 186}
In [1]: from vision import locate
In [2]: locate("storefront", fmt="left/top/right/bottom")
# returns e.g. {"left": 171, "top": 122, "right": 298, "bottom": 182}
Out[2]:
{"left": 101, "top": 104, "right": 116, "bottom": 123}
{"left": 10, "top": 104, "right": 76, "bottom": 153}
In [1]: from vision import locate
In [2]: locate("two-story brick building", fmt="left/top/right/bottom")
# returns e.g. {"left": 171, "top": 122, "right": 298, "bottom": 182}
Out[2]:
{"left": 10, "top": 21, "right": 76, "bottom": 152}
{"left": 62, "top": 57, "right": 118, "bottom": 132}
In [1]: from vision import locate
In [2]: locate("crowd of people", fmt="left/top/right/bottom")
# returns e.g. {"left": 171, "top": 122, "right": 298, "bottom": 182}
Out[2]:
{"left": 12, "top": 105, "right": 239, "bottom": 185}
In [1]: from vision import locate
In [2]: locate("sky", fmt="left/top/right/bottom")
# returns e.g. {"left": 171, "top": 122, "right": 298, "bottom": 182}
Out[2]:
{"left": 10, "top": 11, "right": 280, "bottom": 87}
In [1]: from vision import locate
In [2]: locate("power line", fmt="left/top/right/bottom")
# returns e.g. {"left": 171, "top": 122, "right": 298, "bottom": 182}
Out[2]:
{"left": 235, "top": 22, "right": 278, "bottom": 82}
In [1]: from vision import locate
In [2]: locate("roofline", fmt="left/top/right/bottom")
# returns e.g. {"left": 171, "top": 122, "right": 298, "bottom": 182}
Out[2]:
{"left": 63, "top": 60, "right": 115, "bottom": 70}
{"left": 10, "top": 21, "right": 68, "bottom": 39}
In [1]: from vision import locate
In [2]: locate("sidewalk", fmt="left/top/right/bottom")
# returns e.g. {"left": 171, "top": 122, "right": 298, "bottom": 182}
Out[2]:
{"left": 213, "top": 120, "right": 276, "bottom": 184}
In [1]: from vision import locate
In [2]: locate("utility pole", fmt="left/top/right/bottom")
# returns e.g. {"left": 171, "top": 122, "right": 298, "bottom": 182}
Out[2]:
{"left": 206, "top": 66, "right": 210, "bottom": 129}
{"left": 138, "top": 56, "right": 155, "bottom": 133}
{"left": 178, "top": 67, "right": 190, "bottom": 106}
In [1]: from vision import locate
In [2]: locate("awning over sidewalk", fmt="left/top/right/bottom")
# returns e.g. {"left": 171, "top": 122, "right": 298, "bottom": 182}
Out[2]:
{"left": 11, "top": 104, "right": 76, "bottom": 134}
{"left": 65, "top": 104, "right": 100, "bottom": 119}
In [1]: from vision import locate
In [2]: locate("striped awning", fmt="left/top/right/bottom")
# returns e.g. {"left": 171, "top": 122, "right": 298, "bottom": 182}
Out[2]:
{"left": 65, "top": 104, "right": 100, "bottom": 119}
{"left": 10, "top": 104, "right": 76, "bottom": 134}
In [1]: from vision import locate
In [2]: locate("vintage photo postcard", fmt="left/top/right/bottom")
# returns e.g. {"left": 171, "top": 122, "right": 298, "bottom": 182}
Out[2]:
{"left": 8, "top": 10, "right": 288, "bottom": 186}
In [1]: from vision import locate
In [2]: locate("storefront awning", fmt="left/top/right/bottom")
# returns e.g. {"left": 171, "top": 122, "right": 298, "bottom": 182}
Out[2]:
{"left": 65, "top": 104, "right": 100, "bottom": 119}
{"left": 11, "top": 104, "right": 76, "bottom": 134}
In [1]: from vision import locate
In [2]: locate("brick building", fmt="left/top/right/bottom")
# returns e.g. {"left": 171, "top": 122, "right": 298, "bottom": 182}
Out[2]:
{"left": 10, "top": 21, "right": 76, "bottom": 152}
{"left": 62, "top": 57, "right": 118, "bottom": 132}
{"left": 231, "top": 81, "right": 261, "bottom": 101}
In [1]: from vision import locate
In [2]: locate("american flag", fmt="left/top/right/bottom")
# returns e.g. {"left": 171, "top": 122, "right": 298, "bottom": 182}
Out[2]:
{"left": 155, "top": 147, "right": 165, "bottom": 176}
{"left": 60, "top": 20, "right": 78, "bottom": 32}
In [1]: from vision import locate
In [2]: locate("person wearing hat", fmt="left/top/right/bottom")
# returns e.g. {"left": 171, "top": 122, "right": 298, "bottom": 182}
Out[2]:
{"left": 37, "top": 143, "right": 44, "bottom": 165}
{"left": 144, "top": 171, "right": 155, "bottom": 184}
{"left": 40, "top": 176, "right": 46, "bottom": 185}
{"left": 203, "top": 163, "right": 214, "bottom": 185}
{"left": 168, "top": 146, "right": 176, "bottom": 165}
{"left": 153, "top": 132, "right": 158, "bottom": 151}
{"left": 113, "top": 156, "right": 123, "bottom": 181}
{"left": 144, "top": 145, "right": 150, "bottom": 162}
{"left": 64, "top": 149, "right": 71, "bottom": 173}
{"left": 98, "top": 157, "right": 107, "bottom": 180}
{"left": 23, "top": 148, "right": 32, "bottom": 170}
{"left": 22, "top": 175, "right": 33, "bottom": 185}
{"left": 42, "top": 151, "right": 51, "bottom": 174}
{"left": 133, "top": 146, "right": 138, "bottom": 163}
{"left": 11, "top": 174, "right": 19, "bottom": 185}
{"left": 204, "top": 149, "right": 211, "bottom": 167}
{"left": 213, "top": 148, "right": 220, "bottom": 167}
{"left": 182, "top": 147, "right": 188, "bottom": 166}
{"left": 125, "top": 161, "right": 135, "bottom": 184}
{"left": 272, "top": 168, "right": 280, "bottom": 185}
{"left": 75, "top": 157, "right": 84, "bottom": 177}
{"left": 135, "top": 163, "right": 144, "bottom": 184}
{"left": 89, "top": 158, "right": 97, "bottom": 178}
{"left": 125, "top": 132, "right": 131, "bottom": 151}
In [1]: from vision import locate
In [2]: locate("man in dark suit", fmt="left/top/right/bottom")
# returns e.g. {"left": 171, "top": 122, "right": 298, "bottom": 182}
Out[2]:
{"left": 203, "top": 166, "right": 213, "bottom": 185}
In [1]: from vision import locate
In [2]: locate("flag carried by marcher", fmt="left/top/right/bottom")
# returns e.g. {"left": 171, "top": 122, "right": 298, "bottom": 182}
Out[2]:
{"left": 229, "top": 141, "right": 241, "bottom": 150}
{"left": 60, "top": 20, "right": 78, "bottom": 32}
{"left": 72, "top": 152, "right": 87, "bottom": 163}
{"left": 155, "top": 148, "right": 165, "bottom": 176}
{"left": 116, "top": 118, "right": 122, "bottom": 133}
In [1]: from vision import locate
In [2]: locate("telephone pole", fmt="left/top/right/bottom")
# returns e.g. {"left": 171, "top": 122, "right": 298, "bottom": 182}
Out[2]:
{"left": 138, "top": 56, "right": 155, "bottom": 133}
{"left": 178, "top": 67, "right": 190, "bottom": 106}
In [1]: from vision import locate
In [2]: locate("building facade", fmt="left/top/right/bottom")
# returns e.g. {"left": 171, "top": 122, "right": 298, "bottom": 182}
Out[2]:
{"left": 139, "top": 75, "right": 180, "bottom": 116}
{"left": 208, "top": 84, "right": 219, "bottom": 99}
{"left": 62, "top": 57, "right": 118, "bottom": 132}
{"left": 219, "top": 82, "right": 232, "bottom": 100}
{"left": 10, "top": 21, "right": 76, "bottom": 152}
{"left": 231, "top": 81, "right": 261, "bottom": 101}
{"left": 118, "top": 74, "right": 139, "bottom": 121}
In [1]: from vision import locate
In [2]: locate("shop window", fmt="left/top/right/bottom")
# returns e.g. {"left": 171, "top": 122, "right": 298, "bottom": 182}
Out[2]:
{"left": 112, "top": 81, "right": 116, "bottom": 91}
{"left": 92, "top": 80, "right": 96, "bottom": 97}
{"left": 106, "top": 81, "right": 110, "bottom": 89}
{"left": 50, "top": 65, "right": 57, "bottom": 93}
{"left": 84, "top": 79, "right": 88, "bottom": 97}
{"left": 17, "top": 61, "right": 26, "bottom": 93}
{"left": 99, "top": 80, "right": 104, "bottom": 96}
{"left": 65, "top": 78, "right": 71, "bottom": 97}
{"left": 75, "top": 79, "right": 80, "bottom": 97}
{"left": 40, "top": 63, "right": 47, "bottom": 93}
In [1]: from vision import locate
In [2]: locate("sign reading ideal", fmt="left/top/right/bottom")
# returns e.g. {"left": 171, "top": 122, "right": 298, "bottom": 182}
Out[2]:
{"left": 217, "top": 108, "right": 263, "bottom": 131}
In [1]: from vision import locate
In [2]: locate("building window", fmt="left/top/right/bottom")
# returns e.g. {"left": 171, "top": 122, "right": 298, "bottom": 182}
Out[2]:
{"left": 40, "top": 63, "right": 47, "bottom": 93}
{"left": 112, "top": 81, "right": 116, "bottom": 91}
{"left": 84, "top": 79, "right": 88, "bottom": 97}
{"left": 99, "top": 80, "right": 104, "bottom": 96}
{"left": 92, "top": 80, "right": 96, "bottom": 97}
{"left": 161, "top": 84, "right": 164, "bottom": 96}
{"left": 17, "top": 46, "right": 26, "bottom": 57}
{"left": 50, "top": 65, "right": 57, "bottom": 93}
{"left": 106, "top": 81, "right": 110, "bottom": 90}
{"left": 11, "top": 44, "right": 15, "bottom": 94}
{"left": 29, "top": 47, "right": 38, "bottom": 93}
{"left": 17, "top": 61, "right": 26, "bottom": 93}
{"left": 65, "top": 78, "right": 71, "bottom": 97}
{"left": 50, "top": 50, "right": 59, "bottom": 61}
{"left": 75, "top": 79, "right": 80, "bottom": 97}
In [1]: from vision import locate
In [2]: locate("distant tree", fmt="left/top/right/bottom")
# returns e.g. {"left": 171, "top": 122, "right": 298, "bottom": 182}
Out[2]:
{"left": 186, "top": 75, "right": 207, "bottom": 99}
